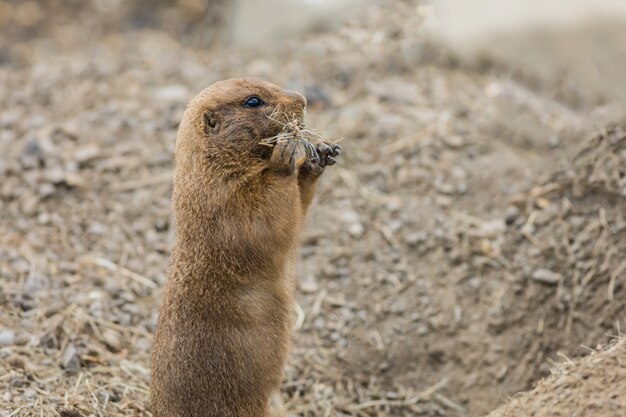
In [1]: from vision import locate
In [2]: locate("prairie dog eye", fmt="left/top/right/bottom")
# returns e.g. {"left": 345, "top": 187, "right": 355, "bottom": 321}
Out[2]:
{"left": 244, "top": 96, "right": 266, "bottom": 108}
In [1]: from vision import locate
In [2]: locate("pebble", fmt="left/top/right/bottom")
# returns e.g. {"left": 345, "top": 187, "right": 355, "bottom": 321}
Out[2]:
{"left": 340, "top": 208, "right": 364, "bottom": 238}
{"left": 0, "top": 110, "right": 19, "bottom": 128}
{"left": 64, "top": 172, "right": 86, "bottom": 188}
{"left": 299, "top": 274, "right": 319, "bottom": 294}
{"left": 46, "top": 167, "right": 66, "bottom": 184}
{"left": 444, "top": 135, "right": 465, "bottom": 148}
{"left": 549, "top": 135, "right": 560, "bottom": 148}
{"left": 404, "top": 231, "right": 426, "bottom": 247}
{"left": 505, "top": 205, "right": 520, "bottom": 224}
{"left": 531, "top": 268, "right": 562, "bottom": 285}
{"left": 347, "top": 223, "right": 364, "bottom": 238}
{"left": 23, "top": 389, "right": 37, "bottom": 399}
{"left": 73, "top": 145, "right": 100, "bottom": 164}
{"left": 11, "top": 258, "right": 30, "bottom": 274}
{"left": 37, "top": 183, "right": 56, "bottom": 197}
{"left": 23, "top": 272, "right": 48, "bottom": 294}
{"left": 62, "top": 343, "right": 81, "bottom": 371}
{"left": 88, "top": 222, "right": 106, "bottom": 236}
{"left": 0, "top": 329, "right": 16, "bottom": 346}
{"left": 101, "top": 328, "right": 122, "bottom": 352}
{"left": 21, "top": 138, "right": 43, "bottom": 158}
{"left": 475, "top": 219, "right": 506, "bottom": 238}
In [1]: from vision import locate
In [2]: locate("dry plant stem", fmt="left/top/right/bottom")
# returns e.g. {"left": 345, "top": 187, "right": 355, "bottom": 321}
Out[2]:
{"left": 261, "top": 109, "right": 341, "bottom": 161}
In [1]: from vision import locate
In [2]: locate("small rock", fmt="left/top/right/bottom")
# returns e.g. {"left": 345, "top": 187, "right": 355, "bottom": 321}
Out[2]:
{"left": 434, "top": 180, "right": 455, "bottom": 194}
{"left": 135, "top": 337, "right": 151, "bottom": 352}
{"left": 400, "top": 39, "right": 425, "bottom": 65}
{"left": 12, "top": 258, "right": 30, "bottom": 273}
{"left": 312, "top": 317, "right": 325, "bottom": 330}
{"left": 444, "top": 135, "right": 465, "bottom": 148}
{"left": 29, "top": 115, "right": 48, "bottom": 129}
{"left": 347, "top": 223, "right": 364, "bottom": 238}
{"left": 495, "top": 365, "right": 508, "bottom": 381}
{"left": 535, "top": 197, "right": 551, "bottom": 209}
{"left": 434, "top": 194, "right": 452, "bottom": 207}
{"left": 416, "top": 324, "right": 429, "bottom": 335}
{"left": 23, "top": 389, "right": 37, "bottom": 399}
{"left": 20, "top": 138, "right": 44, "bottom": 168}
{"left": 58, "top": 409, "right": 81, "bottom": 417}
{"left": 37, "top": 183, "right": 56, "bottom": 198}
{"left": 101, "top": 328, "right": 122, "bottom": 352}
{"left": 7, "top": 356, "right": 25, "bottom": 368}
{"left": 155, "top": 219, "right": 169, "bottom": 232}
{"left": 404, "top": 231, "right": 426, "bottom": 247}
{"left": 88, "top": 222, "right": 106, "bottom": 236}
{"left": 46, "top": 167, "right": 66, "bottom": 184}
{"left": 299, "top": 274, "right": 319, "bottom": 294}
{"left": 504, "top": 206, "right": 520, "bottom": 225}
{"left": 62, "top": 343, "right": 80, "bottom": 371}
{"left": 21, "top": 194, "right": 40, "bottom": 215}
{"left": 0, "top": 329, "right": 16, "bottom": 346}
{"left": 340, "top": 209, "right": 364, "bottom": 238}
{"left": 548, "top": 135, "right": 560, "bottom": 148}
{"left": 0, "top": 129, "right": 17, "bottom": 142}
{"left": 531, "top": 269, "right": 562, "bottom": 285}
{"left": 63, "top": 172, "right": 86, "bottom": 188}
{"left": 23, "top": 272, "right": 48, "bottom": 294}
{"left": 475, "top": 219, "right": 506, "bottom": 238}
{"left": 469, "top": 277, "right": 481, "bottom": 289}
{"left": 21, "top": 138, "right": 43, "bottom": 158}
{"left": 73, "top": 145, "right": 100, "bottom": 164}
{"left": 0, "top": 110, "right": 19, "bottom": 128}
{"left": 146, "top": 310, "right": 159, "bottom": 333}
{"left": 339, "top": 208, "right": 359, "bottom": 224}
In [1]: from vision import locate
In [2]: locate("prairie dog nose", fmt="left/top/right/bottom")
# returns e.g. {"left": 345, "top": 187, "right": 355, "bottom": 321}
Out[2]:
{"left": 283, "top": 90, "right": 307, "bottom": 108}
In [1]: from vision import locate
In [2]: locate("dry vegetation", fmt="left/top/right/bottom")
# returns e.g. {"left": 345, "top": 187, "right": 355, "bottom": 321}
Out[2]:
{"left": 1, "top": 1, "right": 625, "bottom": 416}
{"left": 259, "top": 109, "right": 340, "bottom": 163}
{"left": 487, "top": 338, "right": 626, "bottom": 417}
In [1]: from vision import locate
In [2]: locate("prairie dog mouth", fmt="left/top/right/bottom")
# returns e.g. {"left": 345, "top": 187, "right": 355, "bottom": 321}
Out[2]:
{"left": 260, "top": 110, "right": 338, "bottom": 160}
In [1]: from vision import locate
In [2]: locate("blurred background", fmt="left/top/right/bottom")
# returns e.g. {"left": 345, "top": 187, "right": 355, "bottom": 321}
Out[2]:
{"left": 1, "top": 1, "right": 625, "bottom": 416}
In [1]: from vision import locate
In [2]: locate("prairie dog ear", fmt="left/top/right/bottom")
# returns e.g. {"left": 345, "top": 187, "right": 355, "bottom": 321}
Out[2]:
{"left": 203, "top": 111, "right": 219, "bottom": 135}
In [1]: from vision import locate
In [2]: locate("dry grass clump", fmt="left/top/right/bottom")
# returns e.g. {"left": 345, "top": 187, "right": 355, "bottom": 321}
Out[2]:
{"left": 505, "top": 123, "right": 626, "bottom": 312}
{"left": 260, "top": 109, "right": 341, "bottom": 161}
{"left": 0, "top": 309, "right": 152, "bottom": 417}
{"left": 570, "top": 123, "right": 626, "bottom": 196}
{"left": 486, "top": 337, "right": 626, "bottom": 417}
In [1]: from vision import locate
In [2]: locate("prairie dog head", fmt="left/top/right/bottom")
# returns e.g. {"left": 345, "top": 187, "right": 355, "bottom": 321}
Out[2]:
{"left": 177, "top": 77, "right": 307, "bottom": 163}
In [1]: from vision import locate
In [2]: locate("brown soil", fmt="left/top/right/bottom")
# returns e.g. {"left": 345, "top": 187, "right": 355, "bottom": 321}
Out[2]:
{"left": 0, "top": 1, "right": 624, "bottom": 417}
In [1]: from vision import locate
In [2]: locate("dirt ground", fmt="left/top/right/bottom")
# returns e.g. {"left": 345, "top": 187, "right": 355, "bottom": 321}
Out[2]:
{"left": 1, "top": 1, "right": 625, "bottom": 416}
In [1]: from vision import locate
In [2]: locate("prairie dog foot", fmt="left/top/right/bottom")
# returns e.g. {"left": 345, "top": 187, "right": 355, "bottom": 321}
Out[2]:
{"left": 270, "top": 140, "right": 302, "bottom": 175}
{"left": 299, "top": 142, "right": 342, "bottom": 177}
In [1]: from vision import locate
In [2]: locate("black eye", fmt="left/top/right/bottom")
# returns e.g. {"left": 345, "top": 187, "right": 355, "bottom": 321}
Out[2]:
{"left": 244, "top": 96, "right": 265, "bottom": 108}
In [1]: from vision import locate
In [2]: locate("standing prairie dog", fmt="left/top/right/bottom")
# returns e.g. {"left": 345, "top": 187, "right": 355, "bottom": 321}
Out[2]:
{"left": 151, "top": 78, "right": 340, "bottom": 417}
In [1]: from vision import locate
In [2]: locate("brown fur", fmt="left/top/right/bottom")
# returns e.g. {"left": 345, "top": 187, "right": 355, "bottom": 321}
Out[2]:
{"left": 151, "top": 78, "right": 328, "bottom": 417}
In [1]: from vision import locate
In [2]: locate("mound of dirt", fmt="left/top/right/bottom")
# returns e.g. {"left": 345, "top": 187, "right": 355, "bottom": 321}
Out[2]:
{"left": 327, "top": 121, "right": 626, "bottom": 416}
{"left": 486, "top": 337, "right": 626, "bottom": 417}
{"left": 485, "top": 123, "right": 626, "bottom": 392}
